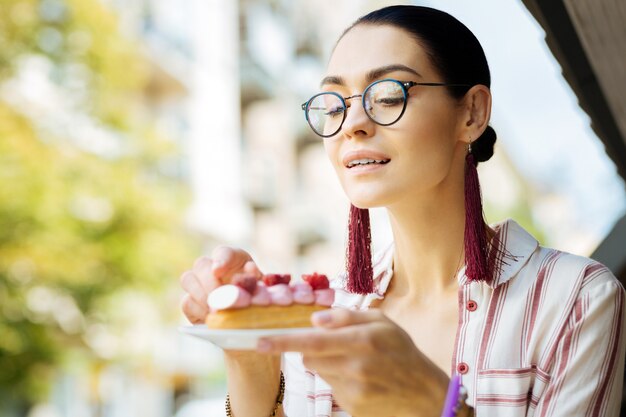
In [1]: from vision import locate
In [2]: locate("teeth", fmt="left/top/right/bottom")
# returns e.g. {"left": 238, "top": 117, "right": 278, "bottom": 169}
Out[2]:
{"left": 347, "top": 158, "right": 389, "bottom": 168}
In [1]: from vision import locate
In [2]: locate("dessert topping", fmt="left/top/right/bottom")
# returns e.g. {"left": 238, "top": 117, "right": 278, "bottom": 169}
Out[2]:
{"left": 263, "top": 273, "right": 291, "bottom": 286}
{"left": 232, "top": 273, "right": 258, "bottom": 294}
{"left": 302, "top": 273, "right": 330, "bottom": 290}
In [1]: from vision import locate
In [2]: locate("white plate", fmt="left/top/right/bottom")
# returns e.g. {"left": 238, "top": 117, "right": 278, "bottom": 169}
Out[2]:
{"left": 179, "top": 325, "right": 319, "bottom": 350}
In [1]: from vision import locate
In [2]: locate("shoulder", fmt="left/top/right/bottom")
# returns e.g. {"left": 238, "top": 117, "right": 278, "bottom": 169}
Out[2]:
{"left": 512, "top": 245, "right": 624, "bottom": 339}
{"left": 498, "top": 242, "right": 625, "bottom": 364}
{"left": 524, "top": 245, "right": 621, "bottom": 295}
{"left": 555, "top": 250, "right": 624, "bottom": 307}
{"left": 493, "top": 219, "right": 621, "bottom": 295}
{"left": 492, "top": 219, "right": 624, "bottom": 329}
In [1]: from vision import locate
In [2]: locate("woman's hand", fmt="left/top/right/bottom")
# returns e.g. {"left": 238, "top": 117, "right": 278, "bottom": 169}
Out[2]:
{"left": 179, "top": 246, "right": 262, "bottom": 324}
{"left": 258, "top": 309, "right": 449, "bottom": 417}
{"left": 179, "top": 248, "right": 281, "bottom": 416}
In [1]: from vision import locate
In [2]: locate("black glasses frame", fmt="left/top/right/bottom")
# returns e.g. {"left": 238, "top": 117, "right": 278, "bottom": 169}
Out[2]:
{"left": 301, "top": 78, "right": 470, "bottom": 138}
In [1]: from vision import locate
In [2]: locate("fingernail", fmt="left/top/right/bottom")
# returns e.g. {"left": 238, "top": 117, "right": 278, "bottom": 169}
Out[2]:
{"left": 257, "top": 339, "right": 272, "bottom": 353}
{"left": 211, "top": 260, "right": 223, "bottom": 270}
{"left": 312, "top": 311, "right": 332, "bottom": 325}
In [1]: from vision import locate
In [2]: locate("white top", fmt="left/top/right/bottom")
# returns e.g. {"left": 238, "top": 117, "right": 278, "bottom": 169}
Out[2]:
{"left": 282, "top": 219, "right": 626, "bottom": 416}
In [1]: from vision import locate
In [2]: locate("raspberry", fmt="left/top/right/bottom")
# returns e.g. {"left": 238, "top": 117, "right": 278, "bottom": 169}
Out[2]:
{"left": 231, "top": 273, "right": 258, "bottom": 294}
{"left": 302, "top": 273, "right": 329, "bottom": 290}
{"left": 262, "top": 273, "right": 291, "bottom": 286}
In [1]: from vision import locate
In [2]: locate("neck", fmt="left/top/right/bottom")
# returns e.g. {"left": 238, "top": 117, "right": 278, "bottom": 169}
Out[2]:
{"left": 385, "top": 151, "right": 470, "bottom": 300}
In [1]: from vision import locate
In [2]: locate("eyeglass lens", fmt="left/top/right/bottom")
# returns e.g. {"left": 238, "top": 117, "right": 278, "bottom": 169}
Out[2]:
{"left": 305, "top": 80, "right": 407, "bottom": 137}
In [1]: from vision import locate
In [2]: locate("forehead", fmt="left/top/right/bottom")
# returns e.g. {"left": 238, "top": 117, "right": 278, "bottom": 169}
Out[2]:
{"left": 327, "top": 24, "right": 434, "bottom": 84}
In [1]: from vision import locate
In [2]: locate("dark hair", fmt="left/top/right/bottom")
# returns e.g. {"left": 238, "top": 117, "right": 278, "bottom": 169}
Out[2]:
{"left": 343, "top": 5, "right": 496, "bottom": 163}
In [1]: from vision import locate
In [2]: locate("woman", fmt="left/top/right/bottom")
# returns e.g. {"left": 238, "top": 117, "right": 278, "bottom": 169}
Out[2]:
{"left": 179, "top": 6, "right": 625, "bottom": 417}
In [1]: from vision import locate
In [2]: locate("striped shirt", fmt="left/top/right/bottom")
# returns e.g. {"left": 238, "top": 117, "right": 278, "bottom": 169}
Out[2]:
{"left": 282, "top": 219, "right": 626, "bottom": 416}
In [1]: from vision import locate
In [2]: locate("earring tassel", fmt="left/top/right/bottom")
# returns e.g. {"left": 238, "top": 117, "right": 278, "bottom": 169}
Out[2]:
{"left": 346, "top": 204, "right": 374, "bottom": 294}
{"left": 464, "top": 152, "right": 490, "bottom": 282}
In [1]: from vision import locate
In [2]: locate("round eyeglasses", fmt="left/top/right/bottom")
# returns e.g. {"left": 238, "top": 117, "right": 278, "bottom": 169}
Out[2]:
{"left": 301, "top": 78, "right": 470, "bottom": 138}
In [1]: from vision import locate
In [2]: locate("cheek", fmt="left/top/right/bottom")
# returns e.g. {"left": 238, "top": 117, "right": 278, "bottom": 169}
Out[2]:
{"left": 387, "top": 138, "right": 453, "bottom": 195}
{"left": 393, "top": 109, "right": 458, "bottom": 173}
{"left": 323, "top": 139, "right": 343, "bottom": 175}
{"left": 374, "top": 117, "right": 459, "bottom": 202}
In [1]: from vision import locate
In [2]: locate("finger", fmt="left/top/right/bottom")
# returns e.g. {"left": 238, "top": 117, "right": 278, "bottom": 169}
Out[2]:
{"left": 210, "top": 246, "right": 252, "bottom": 279}
{"left": 300, "top": 356, "right": 373, "bottom": 387}
{"left": 192, "top": 255, "right": 211, "bottom": 271}
{"left": 243, "top": 260, "right": 263, "bottom": 277}
{"left": 181, "top": 294, "right": 209, "bottom": 324}
{"left": 179, "top": 270, "right": 208, "bottom": 305}
{"left": 258, "top": 326, "right": 372, "bottom": 356}
{"left": 301, "top": 354, "right": 347, "bottom": 376}
{"left": 311, "top": 308, "right": 386, "bottom": 329}
{"left": 192, "top": 256, "right": 222, "bottom": 291}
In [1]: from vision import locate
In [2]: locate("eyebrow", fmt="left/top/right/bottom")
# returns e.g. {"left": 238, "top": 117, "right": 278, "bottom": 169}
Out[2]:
{"left": 320, "top": 64, "right": 422, "bottom": 87}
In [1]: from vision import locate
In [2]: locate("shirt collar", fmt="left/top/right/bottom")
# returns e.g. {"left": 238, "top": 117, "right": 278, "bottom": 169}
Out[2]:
{"left": 459, "top": 218, "right": 539, "bottom": 288}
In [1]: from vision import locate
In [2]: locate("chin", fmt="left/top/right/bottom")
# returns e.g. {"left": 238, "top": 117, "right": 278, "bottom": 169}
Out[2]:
{"left": 342, "top": 180, "right": 396, "bottom": 209}
{"left": 348, "top": 201, "right": 372, "bottom": 210}
{"left": 346, "top": 194, "right": 387, "bottom": 209}
{"left": 349, "top": 185, "right": 410, "bottom": 209}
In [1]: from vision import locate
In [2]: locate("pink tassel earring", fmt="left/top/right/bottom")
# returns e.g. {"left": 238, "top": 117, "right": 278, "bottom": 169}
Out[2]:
{"left": 464, "top": 140, "right": 491, "bottom": 282}
{"left": 346, "top": 204, "right": 374, "bottom": 294}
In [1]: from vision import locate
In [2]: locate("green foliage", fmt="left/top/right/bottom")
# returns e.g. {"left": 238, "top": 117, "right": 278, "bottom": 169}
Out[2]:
{"left": 0, "top": 0, "right": 198, "bottom": 406}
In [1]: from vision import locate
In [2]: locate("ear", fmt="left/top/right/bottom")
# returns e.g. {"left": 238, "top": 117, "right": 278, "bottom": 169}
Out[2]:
{"left": 458, "top": 84, "right": 492, "bottom": 144}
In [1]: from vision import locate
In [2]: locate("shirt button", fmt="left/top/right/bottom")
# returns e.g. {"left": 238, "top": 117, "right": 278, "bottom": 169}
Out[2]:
{"left": 466, "top": 300, "right": 478, "bottom": 311}
{"left": 457, "top": 362, "right": 469, "bottom": 374}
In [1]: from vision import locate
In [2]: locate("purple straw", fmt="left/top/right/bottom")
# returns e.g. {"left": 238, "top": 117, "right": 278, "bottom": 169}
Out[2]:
{"left": 441, "top": 375, "right": 461, "bottom": 417}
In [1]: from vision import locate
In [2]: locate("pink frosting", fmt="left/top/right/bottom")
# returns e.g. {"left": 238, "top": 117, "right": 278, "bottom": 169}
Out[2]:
{"left": 207, "top": 281, "right": 335, "bottom": 310}
{"left": 314, "top": 288, "right": 335, "bottom": 307}
{"left": 207, "top": 284, "right": 252, "bottom": 310}
{"left": 251, "top": 283, "right": 271, "bottom": 306}
{"left": 293, "top": 288, "right": 315, "bottom": 304}
{"left": 233, "top": 288, "right": 252, "bottom": 308}
{"left": 291, "top": 282, "right": 311, "bottom": 292}
{"left": 267, "top": 284, "right": 293, "bottom": 306}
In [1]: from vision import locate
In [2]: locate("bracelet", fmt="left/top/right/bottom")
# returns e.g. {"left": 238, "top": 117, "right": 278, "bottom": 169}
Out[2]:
{"left": 225, "top": 371, "right": 285, "bottom": 417}
{"left": 441, "top": 375, "right": 474, "bottom": 417}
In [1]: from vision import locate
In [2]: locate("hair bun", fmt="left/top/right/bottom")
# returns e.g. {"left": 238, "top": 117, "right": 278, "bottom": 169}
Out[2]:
{"left": 473, "top": 126, "right": 497, "bottom": 163}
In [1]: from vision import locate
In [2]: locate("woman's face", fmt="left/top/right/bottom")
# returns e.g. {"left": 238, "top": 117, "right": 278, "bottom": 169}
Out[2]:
{"left": 322, "top": 24, "right": 467, "bottom": 209}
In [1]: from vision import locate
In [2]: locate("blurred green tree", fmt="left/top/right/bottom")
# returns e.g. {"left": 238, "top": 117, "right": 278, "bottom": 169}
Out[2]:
{"left": 0, "top": 0, "right": 198, "bottom": 412}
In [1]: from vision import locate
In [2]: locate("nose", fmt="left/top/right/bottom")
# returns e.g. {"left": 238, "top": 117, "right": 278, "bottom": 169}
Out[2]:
{"left": 340, "top": 95, "right": 375, "bottom": 139}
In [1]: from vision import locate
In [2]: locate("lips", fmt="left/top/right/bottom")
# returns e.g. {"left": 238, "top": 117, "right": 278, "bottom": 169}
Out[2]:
{"left": 342, "top": 150, "right": 391, "bottom": 169}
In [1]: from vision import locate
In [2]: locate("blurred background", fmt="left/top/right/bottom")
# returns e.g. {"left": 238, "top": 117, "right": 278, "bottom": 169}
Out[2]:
{"left": 1, "top": 0, "right": 624, "bottom": 416}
